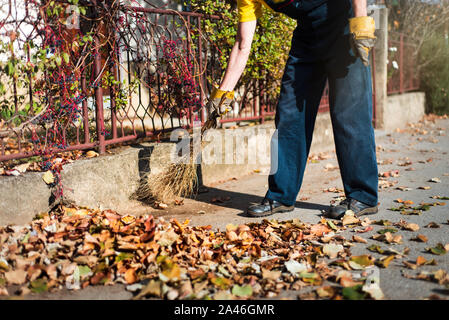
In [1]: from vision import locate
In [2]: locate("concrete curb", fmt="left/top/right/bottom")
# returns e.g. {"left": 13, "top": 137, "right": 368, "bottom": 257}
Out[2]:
{"left": 0, "top": 103, "right": 424, "bottom": 225}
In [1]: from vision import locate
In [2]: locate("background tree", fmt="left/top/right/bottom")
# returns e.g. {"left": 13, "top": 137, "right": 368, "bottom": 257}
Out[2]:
{"left": 385, "top": 0, "right": 449, "bottom": 114}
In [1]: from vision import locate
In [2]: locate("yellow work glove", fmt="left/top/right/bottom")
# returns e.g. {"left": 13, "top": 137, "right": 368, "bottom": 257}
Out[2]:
{"left": 349, "top": 16, "right": 376, "bottom": 66}
{"left": 207, "top": 87, "right": 235, "bottom": 115}
{"left": 202, "top": 87, "right": 235, "bottom": 131}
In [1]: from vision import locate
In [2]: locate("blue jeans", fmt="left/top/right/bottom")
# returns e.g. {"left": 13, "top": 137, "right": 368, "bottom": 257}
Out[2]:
{"left": 265, "top": 0, "right": 379, "bottom": 207}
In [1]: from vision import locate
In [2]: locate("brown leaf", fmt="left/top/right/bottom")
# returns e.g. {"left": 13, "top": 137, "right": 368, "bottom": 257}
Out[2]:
{"left": 356, "top": 226, "right": 374, "bottom": 233}
{"left": 412, "top": 234, "right": 428, "bottom": 242}
{"left": 124, "top": 268, "right": 137, "bottom": 284}
{"left": 337, "top": 271, "right": 363, "bottom": 287}
{"left": 342, "top": 211, "right": 360, "bottom": 226}
{"left": 45, "top": 265, "right": 58, "bottom": 280}
{"left": 404, "top": 223, "right": 420, "bottom": 231}
{"left": 393, "top": 234, "right": 403, "bottom": 244}
{"left": 316, "top": 286, "right": 336, "bottom": 298}
{"left": 425, "top": 222, "right": 440, "bottom": 228}
{"left": 416, "top": 256, "right": 427, "bottom": 266}
{"left": 134, "top": 280, "right": 162, "bottom": 299}
{"left": 5, "top": 269, "right": 27, "bottom": 285}
{"left": 403, "top": 261, "right": 417, "bottom": 270}
{"left": 262, "top": 268, "right": 282, "bottom": 281}
{"left": 352, "top": 235, "right": 368, "bottom": 244}
{"left": 310, "top": 224, "right": 331, "bottom": 237}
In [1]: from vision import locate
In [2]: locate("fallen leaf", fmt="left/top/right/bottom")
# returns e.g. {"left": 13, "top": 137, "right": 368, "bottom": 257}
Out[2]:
{"left": 425, "top": 222, "right": 440, "bottom": 228}
{"left": 427, "top": 243, "right": 447, "bottom": 255}
{"left": 14, "top": 162, "right": 31, "bottom": 173}
{"left": 342, "top": 211, "right": 360, "bottom": 226}
{"left": 396, "top": 186, "right": 412, "bottom": 191}
{"left": 431, "top": 195, "right": 449, "bottom": 200}
{"left": 416, "top": 256, "right": 428, "bottom": 266}
{"left": 367, "top": 245, "right": 385, "bottom": 254}
{"left": 352, "top": 235, "right": 368, "bottom": 244}
{"left": 349, "top": 255, "right": 374, "bottom": 270}
{"left": 310, "top": 224, "right": 331, "bottom": 237}
{"left": 121, "top": 215, "right": 136, "bottom": 225}
{"left": 231, "top": 284, "right": 253, "bottom": 297}
{"left": 337, "top": 271, "right": 362, "bottom": 287}
{"left": 211, "top": 277, "right": 232, "bottom": 290}
{"left": 156, "top": 202, "right": 168, "bottom": 209}
{"left": 412, "top": 234, "right": 428, "bottom": 242}
{"left": 134, "top": 280, "right": 161, "bottom": 299}
{"left": 327, "top": 220, "right": 338, "bottom": 231}
{"left": 157, "top": 229, "right": 179, "bottom": 247}
{"left": 356, "top": 226, "right": 373, "bottom": 233}
{"left": 323, "top": 244, "right": 344, "bottom": 259}
{"left": 403, "top": 261, "right": 417, "bottom": 270}
{"left": 342, "top": 285, "right": 367, "bottom": 300}
{"left": 378, "top": 228, "right": 398, "bottom": 234}
{"left": 316, "top": 286, "right": 336, "bottom": 298}
{"left": 404, "top": 223, "right": 420, "bottom": 232}
{"left": 42, "top": 171, "right": 55, "bottom": 184}
{"left": 376, "top": 255, "right": 395, "bottom": 268}
{"left": 262, "top": 269, "right": 282, "bottom": 281}
{"left": 159, "top": 259, "right": 181, "bottom": 282}
{"left": 30, "top": 279, "right": 48, "bottom": 293}
{"left": 5, "top": 269, "right": 27, "bottom": 285}
{"left": 125, "top": 268, "right": 137, "bottom": 284}
{"left": 86, "top": 150, "right": 99, "bottom": 158}
{"left": 285, "top": 260, "right": 308, "bottom": 275}
{"left": 429, "top": 177, "right": 441, "bottom": 183}
{"left": 393, "top": 235, "right": 403, "bottom": 244}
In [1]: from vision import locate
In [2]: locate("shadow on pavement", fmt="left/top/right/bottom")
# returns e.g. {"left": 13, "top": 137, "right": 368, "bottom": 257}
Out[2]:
{"left": 192, "top": 186, "right": 329, "bottom": 214}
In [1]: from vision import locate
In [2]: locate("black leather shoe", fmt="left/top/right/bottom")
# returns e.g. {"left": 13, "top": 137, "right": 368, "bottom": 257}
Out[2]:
{"left": 326, "top": 198, "right": 378, "bottom": 219}
{"left": 246, "top": 198, "right": 294, "bottom": 217}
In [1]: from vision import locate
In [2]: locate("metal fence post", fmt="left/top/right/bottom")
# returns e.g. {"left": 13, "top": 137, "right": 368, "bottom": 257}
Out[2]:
{"left": 94, "top": 36, "right": 106, "bottom": 154}
{"left": 399, "top": 33, "right": 404, "bottom": 94}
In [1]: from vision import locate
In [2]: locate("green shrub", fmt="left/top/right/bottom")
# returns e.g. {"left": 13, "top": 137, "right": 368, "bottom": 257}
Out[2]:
{"left": 419, "top": 35, "right": 449, "bottom": 115}
{"left": 181, "top": 0, "right": 296, "bottom": 107}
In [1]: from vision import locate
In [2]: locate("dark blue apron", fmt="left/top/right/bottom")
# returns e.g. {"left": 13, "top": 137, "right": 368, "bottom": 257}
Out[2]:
{"left": 263, "top": 0, "right": 303, "bottom": 20}
{"left": 264, "top": 0, "right": 353, "bottom": 61}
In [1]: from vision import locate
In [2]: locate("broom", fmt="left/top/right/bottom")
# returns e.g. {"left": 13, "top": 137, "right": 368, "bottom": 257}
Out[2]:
{"left": 135, "top": 95, "right": 229, "bottom": 204}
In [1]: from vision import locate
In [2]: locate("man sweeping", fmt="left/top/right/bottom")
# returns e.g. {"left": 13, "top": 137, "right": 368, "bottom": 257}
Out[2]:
{"left": 206, "top": 0, "right": 379, "bottom": 219}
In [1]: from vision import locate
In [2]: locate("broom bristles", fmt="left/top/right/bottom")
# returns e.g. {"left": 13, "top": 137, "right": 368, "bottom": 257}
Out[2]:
{"left": 136, "top": 151, "right": 198, "bottom": 203}
{"left": 136, "top": 109, "right": 220, "bottom": 204}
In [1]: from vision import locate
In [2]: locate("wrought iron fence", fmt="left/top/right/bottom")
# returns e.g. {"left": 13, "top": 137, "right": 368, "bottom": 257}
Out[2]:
{"left": 387, "top": 32, "right": 420, "bottom": 95}
{"left": 0, "top": 1, "right": 374, "bottom": 163}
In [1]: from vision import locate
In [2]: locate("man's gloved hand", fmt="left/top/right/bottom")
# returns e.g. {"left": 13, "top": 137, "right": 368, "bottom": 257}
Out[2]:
{"left": 349, "top": 16, "right": 376, "bottom": 66}
{"left": 202, "top": 87, "right": 235, "bottom": 132}
{"left": 206, "top": 87, "right": 235, "bottom": 116}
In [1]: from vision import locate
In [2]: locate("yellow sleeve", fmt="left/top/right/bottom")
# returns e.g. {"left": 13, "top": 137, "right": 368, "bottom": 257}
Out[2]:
{"left": 237, "top": 0, "right": 263, "bottom": 22}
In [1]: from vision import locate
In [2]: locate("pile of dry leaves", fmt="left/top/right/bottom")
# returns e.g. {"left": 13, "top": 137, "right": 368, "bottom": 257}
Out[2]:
{"left": 0, "top": 205, "right": 448, "bottom": 300}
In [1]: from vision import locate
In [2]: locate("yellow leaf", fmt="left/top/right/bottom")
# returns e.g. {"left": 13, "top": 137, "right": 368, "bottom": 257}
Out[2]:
{"left": 121, "top": 215, "right": 136, "bottom": 225}
{"left": 378, "top": 255, "right": 395, "bottom": 268}
{"left": 42, "top": 171, "right": 54, "bottom": 184}
{"left": 86, "top": 150, "right": 99, "bottom": 158}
